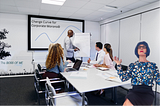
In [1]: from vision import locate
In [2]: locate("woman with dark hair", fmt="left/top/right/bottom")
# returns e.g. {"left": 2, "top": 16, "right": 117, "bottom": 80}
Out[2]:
{"left": 114, "top": 41, "right": 160, "bottom": 105}
{"left": 94, "top": 43, "right": 115, "bottom": 70}
{"left": 43, "top": 43, "right": 69, "bottom": 78}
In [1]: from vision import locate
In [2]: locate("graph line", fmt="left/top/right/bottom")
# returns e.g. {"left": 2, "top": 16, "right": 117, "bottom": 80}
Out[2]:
{"left": 35, "top": 25, "right": 82, "bottom": 43}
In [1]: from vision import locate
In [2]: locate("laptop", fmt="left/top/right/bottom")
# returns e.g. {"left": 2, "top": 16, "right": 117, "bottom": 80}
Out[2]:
{"left": 66, "top": 59, "right": 82, "bottom": 72}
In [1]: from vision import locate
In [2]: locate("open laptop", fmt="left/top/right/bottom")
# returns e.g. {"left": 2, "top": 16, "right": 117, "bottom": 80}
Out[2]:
{"left": 66, "top": 59, "right": 82, "bottom": 72}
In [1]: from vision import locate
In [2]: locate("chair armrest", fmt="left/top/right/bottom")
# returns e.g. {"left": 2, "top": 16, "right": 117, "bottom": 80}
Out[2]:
{"left": 50, "top": 80, "right": 65, "bottom": 84}
{"left": 42, "top": 69, "right": 46, "bottom": 71}
{"left": 50, "top": 91, "right": 79, "bottom": 99}
{"left": 55, "top": 88, "right": 62, "bottom": 91}
{"left": 39, "top": 78, "right": 61, "bottom": 82}
{"left": 39, "top": 72, "right": 45, "bottom": 74}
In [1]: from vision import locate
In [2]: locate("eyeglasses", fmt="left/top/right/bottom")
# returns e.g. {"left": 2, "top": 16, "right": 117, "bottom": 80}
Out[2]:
{"left": 138, "top": 45, "right": 146, "bottom": 49}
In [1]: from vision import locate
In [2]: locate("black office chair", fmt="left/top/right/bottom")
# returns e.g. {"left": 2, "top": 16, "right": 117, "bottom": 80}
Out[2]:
{"left": 115, "top": 64, "right": 128, "bottom": 71}
{"left": 154, "top": 82, "right": 159, "bottom": 105}
{"left": 34, "top": 69, "right": 45, "bottom": 104}
{"left": 37, "top": 64, "right": 46, "bottom": 72}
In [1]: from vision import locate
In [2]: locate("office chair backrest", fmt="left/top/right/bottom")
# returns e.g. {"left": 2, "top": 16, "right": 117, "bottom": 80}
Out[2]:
{"left": 46, "top": 77, "right": 56, "bottom": 105}
{"left": 115, "top": 64, "right": 128, "bottom": 71}
{"left": 35, "top": 69, "right": 42, "bottom": 79}
{"left": 37, "top": 64, "right": 42, "bottom": 71}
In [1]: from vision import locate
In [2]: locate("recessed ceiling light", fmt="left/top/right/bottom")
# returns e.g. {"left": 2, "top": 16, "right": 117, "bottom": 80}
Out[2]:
{"left": 99, "top": 5, "right": 118, "bottom": 12}
{"left": 42, "top": 0, "right": 66, "bottom": 6}
{"left": 105, "top": 5, "right": 118, "bottom": 9}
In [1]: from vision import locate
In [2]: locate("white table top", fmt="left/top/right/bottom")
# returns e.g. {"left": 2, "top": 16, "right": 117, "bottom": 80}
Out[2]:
{"left": 61, "top": 66, "right": 131, "bottom": 93}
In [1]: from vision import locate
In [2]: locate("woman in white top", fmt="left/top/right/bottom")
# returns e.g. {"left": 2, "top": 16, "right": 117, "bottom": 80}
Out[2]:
{"left": 94, "top": 43, "right": 115, "bottom": 96}
{"left": 94, "top": 43, "right": 115, "bottom": 70}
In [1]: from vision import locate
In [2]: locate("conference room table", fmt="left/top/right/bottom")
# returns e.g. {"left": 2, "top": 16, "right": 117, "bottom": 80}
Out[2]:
{"left": 61, "top": 63, "right": 131, "bottom": 105}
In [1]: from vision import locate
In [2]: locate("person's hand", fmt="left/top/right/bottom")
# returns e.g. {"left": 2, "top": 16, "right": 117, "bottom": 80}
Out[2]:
{"left": 94, "top": 64, "right": 100, "bottom": 67}
{"left": 64, "top": 68, "right": 67, "bottom": 72}
{"left": 74, "top": 48, "right": 80, "bottom": 52}
{"left": 66, "top": 60, "right": 72, "bottom": 63}
{"left": 113, "top": 56, "right": 122, "bottom": 65}
{"left": 76, "top": 47, "right": 80, "bottom": 51}
{"left": 74, "top": 48, "right": 78, "bottom": 51}
{"left": 87, "top": 58, "right": 91, "bottom": 63}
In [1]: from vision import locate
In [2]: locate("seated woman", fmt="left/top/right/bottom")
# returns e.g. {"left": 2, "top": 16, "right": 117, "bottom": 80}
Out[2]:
{"left": 94, "top": 43, "right": 115, "bottom": 70}
{"left": 114, "top": 41, "right": 160, "bottom": 105}
{"left": 42, "top": 43, "right": 69, "bottom": 79}
{"left": 94, "top": 43, "right": 115, "bottom": 96}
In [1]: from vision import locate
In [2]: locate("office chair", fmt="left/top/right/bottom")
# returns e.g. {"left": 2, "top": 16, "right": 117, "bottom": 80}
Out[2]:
{"left": 37, "top": 64, "right": 46, "bottom": 72}
{"left": 34, "top": 69, "right": 65, "bottom": 105}
{"left": 154, "top": 81, "right": 159, "bottom": 105}
{"left": 45, "top": 77, "right": 88, "bottom": 106}
{"left": 115, "top": 64, "right": 132, "bottom": 91}
{"left": 115, "top": 64, "right": 128, "bottom": 71}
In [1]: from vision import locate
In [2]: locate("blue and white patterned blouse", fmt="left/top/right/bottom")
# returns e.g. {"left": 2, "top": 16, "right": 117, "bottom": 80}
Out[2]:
{"left": 117, "top": 61, "right": 160, "bottom": 86}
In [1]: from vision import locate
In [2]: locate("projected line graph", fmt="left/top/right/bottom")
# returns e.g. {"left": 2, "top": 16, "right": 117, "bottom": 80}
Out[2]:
{"left": 35, "top": 25, "right": 82, "bottom": 43}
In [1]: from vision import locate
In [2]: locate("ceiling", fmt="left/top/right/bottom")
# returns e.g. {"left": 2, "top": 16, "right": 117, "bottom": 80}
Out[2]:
{"left": 0, "top": 0, "right": 159, "bottom": 22}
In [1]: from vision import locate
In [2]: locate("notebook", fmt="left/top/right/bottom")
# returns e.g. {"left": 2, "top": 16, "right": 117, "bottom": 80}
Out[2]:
{"left": 96, "top": 67, "right": 109, "bottom": 71}
{"left": 66, "top": 59, "right": 82, "bottom": 72}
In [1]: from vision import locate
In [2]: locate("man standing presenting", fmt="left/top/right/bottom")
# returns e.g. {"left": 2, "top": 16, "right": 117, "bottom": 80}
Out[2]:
{"left": 87, "top": 42, "right": 105, "bottom": 64}
{"left": 64, "top": 30, "right": 80, "bottom": 62}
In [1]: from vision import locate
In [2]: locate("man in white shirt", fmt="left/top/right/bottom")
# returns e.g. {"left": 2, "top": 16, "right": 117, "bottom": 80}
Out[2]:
{"left": 64, "top": 30, "right": 80, "bottom": 62}
{"left": 87, "top": 42, "right": 105, "bottom": 64}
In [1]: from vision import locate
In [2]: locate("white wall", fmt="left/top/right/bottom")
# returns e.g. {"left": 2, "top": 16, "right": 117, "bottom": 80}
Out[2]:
{"left": 100, "top": 0, "right": 160, "bottom": 92}
{"left": 141, "top": 8, "right": 160, "bottom": 66}
{"left": 119, "top": 15, "right": 140, "bottom": 65}
{"left": 100, "top": 24, "right": 106, "bottom": 44}
{"left": 0, "top": 13, "right": 100, "bottom": 74}
{"left": 105, "top": 21, "right": 119, "bottom": 60}
{"left": 83, "top": 21, "right": 100, "bottom": 62}
{"left": 0, "top": 13, "right": 33, "bottom": 74}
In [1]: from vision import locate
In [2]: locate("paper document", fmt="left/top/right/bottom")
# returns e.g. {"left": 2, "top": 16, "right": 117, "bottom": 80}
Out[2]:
{"left": 86, "top": 65, "right": 95, "bottom": 68}
{"left": 67, "top": 63, "right": 74, "bottom": 67}
{"left": 97, "top": 72, "right": 121, "bottom": 82}
{"left": 70, "top": 71, "right": 87, "bottom": 78}
{"left": 81, "top": 62, "right": 89, "bottom": 67}
{"left": 96, "top": 67, "right": 109, "bottom": 71}
{"left": 80, "top": 67, "right": 89, "bottom": 70}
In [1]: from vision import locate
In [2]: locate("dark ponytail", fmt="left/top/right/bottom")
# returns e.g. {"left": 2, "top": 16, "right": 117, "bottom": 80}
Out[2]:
{"left": 104, "top": 43, "right": 113, "bottom": 61}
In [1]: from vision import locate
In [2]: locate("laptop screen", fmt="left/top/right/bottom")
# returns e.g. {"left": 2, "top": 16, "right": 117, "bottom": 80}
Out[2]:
{"left": 73, "top": 59, "right": 82, "bottom": 70}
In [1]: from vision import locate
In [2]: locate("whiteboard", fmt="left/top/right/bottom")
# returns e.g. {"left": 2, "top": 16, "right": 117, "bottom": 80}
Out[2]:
{"left": 72, "top": 33, "right": 90, "bottom": 57}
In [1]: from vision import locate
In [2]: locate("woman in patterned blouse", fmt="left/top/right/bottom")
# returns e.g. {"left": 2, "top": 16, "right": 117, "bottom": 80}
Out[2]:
{"left": 114, "top": 41, "right": 160, "bottom": 106}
